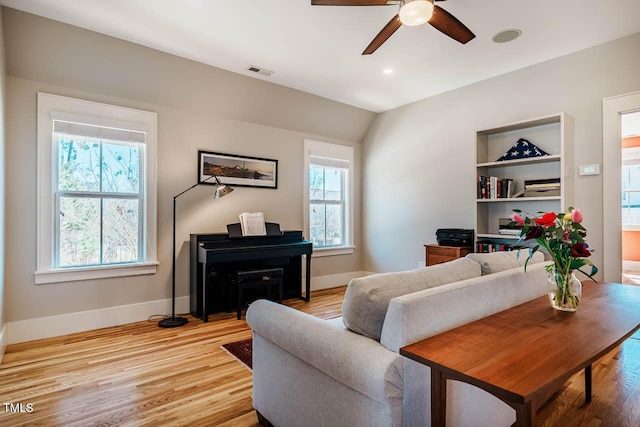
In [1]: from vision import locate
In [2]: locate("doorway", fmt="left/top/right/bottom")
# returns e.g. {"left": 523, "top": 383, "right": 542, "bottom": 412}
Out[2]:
{"left": 621, "top": 112, "right": 640, "bottom": 284}
{"left": 603, "top": 91, "right": 640, "bottom": 283}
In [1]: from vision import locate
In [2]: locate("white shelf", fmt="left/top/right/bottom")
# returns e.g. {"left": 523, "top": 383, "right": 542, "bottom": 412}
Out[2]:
{"left": 477, "top": 196, "right": 561, "bottom": 203}
{"left": 476, "top": 233, "right": 520, "bottom": 240}
{"left": 477, "top": 154, "right": 561, "bottom": 169}
{"left": 474, "top": 113, "right": 574, "bottom": 248}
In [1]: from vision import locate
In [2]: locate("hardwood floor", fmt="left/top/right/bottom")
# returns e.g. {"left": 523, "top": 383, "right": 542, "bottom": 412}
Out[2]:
{"left": 0, "top": 286, "right": 638, "bottom": 426}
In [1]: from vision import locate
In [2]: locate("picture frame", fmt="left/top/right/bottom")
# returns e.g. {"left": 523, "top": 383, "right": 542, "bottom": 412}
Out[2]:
{"left": 198, "top": 150, "right": 278, "bottom": 189}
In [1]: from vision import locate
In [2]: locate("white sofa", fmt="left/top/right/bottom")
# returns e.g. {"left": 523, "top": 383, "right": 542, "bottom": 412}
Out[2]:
{"left": 246, "top": 251, "right": 549, "bottom": 427}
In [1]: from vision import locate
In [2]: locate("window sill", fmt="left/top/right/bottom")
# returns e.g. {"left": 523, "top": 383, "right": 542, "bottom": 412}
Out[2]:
{"left": 35, "top": 261, "right": 159, "bottom": 284}
{"left": 312, "top": 246, "right": 355, "bottom": 257}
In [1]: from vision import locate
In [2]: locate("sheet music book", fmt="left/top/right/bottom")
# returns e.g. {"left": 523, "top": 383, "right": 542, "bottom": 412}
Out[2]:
{"left": 239, "top": 212, "right": 267, "bottom": 236}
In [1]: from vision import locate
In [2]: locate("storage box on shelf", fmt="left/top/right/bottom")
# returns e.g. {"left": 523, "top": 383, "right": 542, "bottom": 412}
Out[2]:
{"left": 475, "top": 113, "right": 574, "bottom": 250}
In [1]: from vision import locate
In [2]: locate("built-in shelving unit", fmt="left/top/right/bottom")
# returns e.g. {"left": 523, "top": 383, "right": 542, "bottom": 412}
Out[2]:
{"left": 475, "top": 113, "right": 574, "bottom": 252}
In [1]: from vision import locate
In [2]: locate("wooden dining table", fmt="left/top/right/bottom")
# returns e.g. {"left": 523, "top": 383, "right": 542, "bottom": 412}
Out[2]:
{"left": 400, "top": 282, "right": 640, "bottom": 427}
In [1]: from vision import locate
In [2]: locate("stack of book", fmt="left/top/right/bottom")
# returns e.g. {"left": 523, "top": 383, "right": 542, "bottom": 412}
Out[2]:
{"left": 477, "top": 176, "right": 515, "bottom": 199}
{"left": 523, "top": 178, "right": 560, "bottom": 197}
{"left": 498, "top": 218, "right": 522, "bottom": 236}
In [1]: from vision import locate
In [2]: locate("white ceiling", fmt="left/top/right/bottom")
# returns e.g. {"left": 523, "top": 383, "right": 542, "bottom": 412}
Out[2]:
{"left": 2, "top": 0, "right": 640, "bottom": 113}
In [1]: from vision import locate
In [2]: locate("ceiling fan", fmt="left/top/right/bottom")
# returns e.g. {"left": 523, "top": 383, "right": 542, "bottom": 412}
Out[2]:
{"left": 311, "top": 0, "right": 475, "bottom": 55}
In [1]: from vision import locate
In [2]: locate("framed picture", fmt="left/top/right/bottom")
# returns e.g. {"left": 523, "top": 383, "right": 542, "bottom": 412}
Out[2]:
{"left": 198, "top": 150, "right": 278, "bottom": 189}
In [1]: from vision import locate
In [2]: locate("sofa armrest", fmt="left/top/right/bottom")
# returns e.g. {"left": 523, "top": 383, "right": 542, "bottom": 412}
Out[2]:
{"left": 246, "top": 299, "right": 403, "bottom": 404}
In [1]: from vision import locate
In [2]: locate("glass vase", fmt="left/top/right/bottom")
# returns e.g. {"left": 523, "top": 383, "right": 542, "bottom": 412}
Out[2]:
{"left": 548, "top": 268, "right": 581, "bottom": 312}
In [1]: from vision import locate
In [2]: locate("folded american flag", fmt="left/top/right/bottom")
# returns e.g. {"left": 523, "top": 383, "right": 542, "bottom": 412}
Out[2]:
{"left": 496, "top": 138, "right": 549, "bottom": 161}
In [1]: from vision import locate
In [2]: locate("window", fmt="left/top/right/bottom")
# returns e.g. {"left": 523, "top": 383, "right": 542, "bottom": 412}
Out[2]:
{"left": 622, "top": 146, "right": 640, "bottom": 230}
{"left": 36, "top": 93, "right": 157, "bottom": 284}
{"left": 303, "top": 140, "right": 354, "bottom": 256}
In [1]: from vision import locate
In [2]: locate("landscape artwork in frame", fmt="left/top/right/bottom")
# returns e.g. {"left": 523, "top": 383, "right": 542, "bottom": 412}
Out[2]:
{"left": 198, "top": 151, "right": 278, "bottom": 189}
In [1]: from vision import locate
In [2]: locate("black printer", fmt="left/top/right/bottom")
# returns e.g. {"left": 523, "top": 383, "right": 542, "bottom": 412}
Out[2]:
{"left": 435, "top": 229, "right": 474, "bottom": 247}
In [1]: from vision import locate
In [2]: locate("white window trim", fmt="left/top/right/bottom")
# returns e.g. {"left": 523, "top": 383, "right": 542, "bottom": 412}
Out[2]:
{"left": 36, "top": 93, "right": 158, "bottom": 284}
{"left": 303, "top": 139, "right": 355, "bottom": 257}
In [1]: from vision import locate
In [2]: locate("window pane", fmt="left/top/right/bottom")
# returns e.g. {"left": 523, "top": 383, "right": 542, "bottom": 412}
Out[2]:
{"left": 103, "top": 199, "right": 139, "bottom": 263}
{"left": 59, "top": 197, "right": 100, "bottom": 266}
{"left": 325, "top": 204, "right": 343, "bottom": 246}
{"left": 101, "top": 143, "right": 140, "bottom": 193}
{"left": 309, "top": 167, "right": 324, "bottom": 200}
{"left": 58, "top": 139, "right": 100, "bottom": 192}
{"left": 310, "top": 203, "right": 326, "bottom": 246}
{"left": 629, "top": 165, "right": 640, "bottom": 190}
{"left": 324, "top": 168, "right": 342, "bottom": 201}
{"left": 629, "top": 207, "right": 640, "bottom": 225}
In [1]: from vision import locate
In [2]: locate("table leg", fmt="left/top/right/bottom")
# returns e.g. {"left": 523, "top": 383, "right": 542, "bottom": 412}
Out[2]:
{"left": 585, "top": 364, "right": 592, "bottom": 403}
{"left": 431, "top": 368, "right": 446, "bottom": 427}
{"left": 513, "top": 401, "right": 535, "bottom": 427}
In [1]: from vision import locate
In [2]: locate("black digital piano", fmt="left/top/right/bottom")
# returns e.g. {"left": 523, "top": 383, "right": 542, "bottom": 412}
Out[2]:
{"left": 189, "top": 224, "right": 312, "bottom": 322}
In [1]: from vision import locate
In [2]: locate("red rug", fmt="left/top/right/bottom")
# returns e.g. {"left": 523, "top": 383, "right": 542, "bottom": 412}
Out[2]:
{"left": 221, "top": 338, "right": 252, "bottom": 370}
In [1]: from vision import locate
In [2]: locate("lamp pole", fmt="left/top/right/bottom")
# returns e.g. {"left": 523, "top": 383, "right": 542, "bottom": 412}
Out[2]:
{"left": 159, "top": 174, "right": 231, "bottom": 328}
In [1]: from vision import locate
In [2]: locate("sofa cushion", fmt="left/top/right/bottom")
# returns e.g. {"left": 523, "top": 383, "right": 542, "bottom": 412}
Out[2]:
{"left": 465, "top": 250, "right": 544, "bottom": 275}
{"left": 342, "top": 257, "right": 482, "bottom": 341}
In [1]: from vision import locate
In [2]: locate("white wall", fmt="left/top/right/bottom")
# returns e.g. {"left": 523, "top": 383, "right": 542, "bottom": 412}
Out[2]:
{"left": 364, "top": 33, "right": 640, "bottom": 275}
{"left": 2, "top": 8, "right": 374, "bottom": 339}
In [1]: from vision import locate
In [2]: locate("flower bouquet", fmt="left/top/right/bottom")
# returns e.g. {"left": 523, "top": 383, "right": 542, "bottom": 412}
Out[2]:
{"left": 510, "top": 207, "right": 598, "bottom": 311}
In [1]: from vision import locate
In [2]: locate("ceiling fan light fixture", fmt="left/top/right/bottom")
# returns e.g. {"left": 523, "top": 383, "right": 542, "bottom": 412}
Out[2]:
{"left": 399, "top": 0, "right": 434, "bottom": 27}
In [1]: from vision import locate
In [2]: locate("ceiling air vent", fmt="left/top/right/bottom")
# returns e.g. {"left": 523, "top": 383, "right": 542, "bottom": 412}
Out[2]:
{"left": 247, "top": 65, "right": 274, "bottom": 77}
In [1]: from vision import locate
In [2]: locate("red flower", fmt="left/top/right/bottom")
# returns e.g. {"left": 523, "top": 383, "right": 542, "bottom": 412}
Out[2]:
{"left": 535, "top": 212, "right": 557, "bottom": 227}
{"left": 570, "top": 243, "right": 591, "bottom": 257}
{"left": 525, "top": 226, "right": 543, "bottom": 241}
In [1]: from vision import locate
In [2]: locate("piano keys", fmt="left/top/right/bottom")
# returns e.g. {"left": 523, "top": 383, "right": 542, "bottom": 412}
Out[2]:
{"left": 189, "top": 228, "right": 312, "bottom": 322}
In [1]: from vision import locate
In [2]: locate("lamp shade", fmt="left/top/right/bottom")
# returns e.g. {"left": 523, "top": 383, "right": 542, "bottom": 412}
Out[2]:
{"left": 399, "top": 0, "right": 434, "bottom": 27}
{"left": 214, "top": 184, "right": 234, "bottom": 199}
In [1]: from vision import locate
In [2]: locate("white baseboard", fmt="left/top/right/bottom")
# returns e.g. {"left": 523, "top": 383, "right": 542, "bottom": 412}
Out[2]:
{"left": 6, "top": 270, "right": 371, "bottom": 345}
{"left": 623, "top": 260, "right": 640, "bottom": 270}
{"left": 308, "top": 271, "right": 372, "bottom": 291}
{"left": 0, "top": 324, "right": 7, "bottom": 365}
{"left": 7, "top": 296, "right": 189, "bottom": 345}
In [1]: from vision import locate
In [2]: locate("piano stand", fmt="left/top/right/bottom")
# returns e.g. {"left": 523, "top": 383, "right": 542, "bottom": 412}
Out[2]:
{"left": 190, "top": 229, "right": 312, "bottom": 322}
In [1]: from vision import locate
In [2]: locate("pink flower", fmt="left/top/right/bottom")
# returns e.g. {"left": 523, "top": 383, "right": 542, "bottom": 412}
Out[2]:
{"left": 571, "top": 208, "right": 583, "bottom": 223}
{"left": 510, "top": 212, "right": 525, "bottom": 226}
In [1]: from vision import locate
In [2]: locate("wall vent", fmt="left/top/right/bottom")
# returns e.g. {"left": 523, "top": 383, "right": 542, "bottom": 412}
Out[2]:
{"left": 247, "top": 65, "right": 274, "bottom": 77}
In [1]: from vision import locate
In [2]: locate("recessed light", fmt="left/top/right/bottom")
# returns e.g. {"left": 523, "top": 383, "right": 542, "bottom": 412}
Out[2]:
{"left": 492, "top": 29, "right": 522, "bottom": 43}
{"left": 383, "top": 68, "right": 394, "bottom": 75}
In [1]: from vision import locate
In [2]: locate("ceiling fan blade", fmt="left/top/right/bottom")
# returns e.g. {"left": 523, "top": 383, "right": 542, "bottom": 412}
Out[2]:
{"left": 362, "top": 14, "right": 402, "bottom": 55}
{"left": 428, "top": 5, "right": 475, "bottom": 44}
{"left": 311, "top": 0, "right": 397, "bottom": 5}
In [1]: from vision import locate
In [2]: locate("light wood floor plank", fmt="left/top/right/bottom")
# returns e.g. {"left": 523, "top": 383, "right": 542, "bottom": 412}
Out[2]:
{"left": 1, "top": 286, "right": 638, "bottom": 426}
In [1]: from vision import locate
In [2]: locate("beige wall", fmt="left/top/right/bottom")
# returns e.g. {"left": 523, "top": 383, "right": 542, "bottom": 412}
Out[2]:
{"left": 0, "top": 7, "right": 6, "bottom": 355}
{"left": 364, "top": 33, "right": 640, "bottom": 276}
{"left": 3, "top": 8, "right": 374, "bottom": 323}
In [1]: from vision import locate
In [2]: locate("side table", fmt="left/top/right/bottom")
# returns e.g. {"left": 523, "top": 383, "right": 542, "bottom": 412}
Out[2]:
{"left": 424, "top": 244, "right": 472, "bottom": 266}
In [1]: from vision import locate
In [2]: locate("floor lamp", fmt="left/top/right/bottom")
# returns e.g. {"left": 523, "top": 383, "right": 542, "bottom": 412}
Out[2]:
{"left": 159, "top": 174, "right": 234, "bottom": 328}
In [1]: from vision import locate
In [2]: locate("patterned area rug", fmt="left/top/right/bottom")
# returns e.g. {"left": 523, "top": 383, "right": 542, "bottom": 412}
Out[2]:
{"left": 221, "top": 338, "right": 252, "bottom": 371}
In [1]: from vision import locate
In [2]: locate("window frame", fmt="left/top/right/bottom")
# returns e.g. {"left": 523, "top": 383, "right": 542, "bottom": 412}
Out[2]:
{"left": 303, "top": 139, "right": 355, "bottom": 257}
{"left": 36, "top": 93, "right": 158, "bottom": 284}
